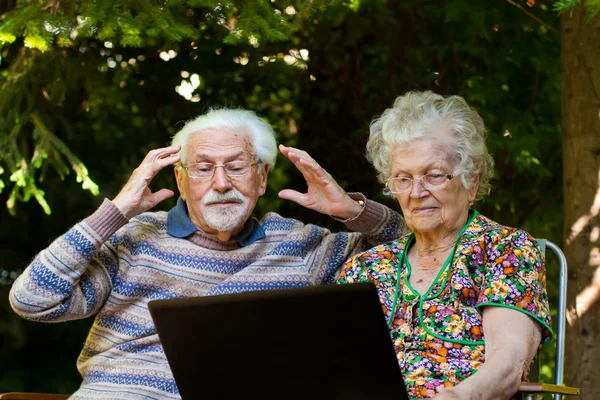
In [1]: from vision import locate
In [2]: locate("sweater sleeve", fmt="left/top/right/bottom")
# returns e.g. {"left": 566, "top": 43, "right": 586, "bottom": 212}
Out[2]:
{"left": 9, "top": 199, "right": 129, "bottom": 322}
{"left": 312, "top": 194, "right": 405, "bottom": 284}
{"left": 341, "top": 193, "right": 406, "bottom": 252}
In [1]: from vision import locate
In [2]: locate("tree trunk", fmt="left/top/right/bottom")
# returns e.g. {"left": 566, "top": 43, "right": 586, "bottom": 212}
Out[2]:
{"left": 0, "top": 0, "right": 16, "bottom": 15}
{"left": 562, "top": 4, "right": 600, "bottom": 398}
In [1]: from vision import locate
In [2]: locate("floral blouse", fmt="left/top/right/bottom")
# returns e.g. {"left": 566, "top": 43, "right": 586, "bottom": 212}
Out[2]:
{"left": 337, "top": 211, "right": 553, "bottom": 399}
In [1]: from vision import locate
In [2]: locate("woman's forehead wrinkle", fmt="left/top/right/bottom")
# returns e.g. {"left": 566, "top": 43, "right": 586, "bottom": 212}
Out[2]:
{"left": 391, "top": 140, "right": 452, "bottom": 173}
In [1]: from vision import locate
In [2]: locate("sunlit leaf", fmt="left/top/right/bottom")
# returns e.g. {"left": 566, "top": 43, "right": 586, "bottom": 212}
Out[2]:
{"left": 24, "top": 35, "right": 49, "bottom": 52}
{"left": 0, "top": 32, "right": 17, "bottom": 44}
{"left": 33, "top": 188, "right": 51, "bottom": 215}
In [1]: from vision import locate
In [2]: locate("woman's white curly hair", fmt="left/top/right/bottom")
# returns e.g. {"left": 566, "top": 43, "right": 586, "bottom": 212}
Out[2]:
{"left": 366, "top": 91, "right": 494, "bottom": 202}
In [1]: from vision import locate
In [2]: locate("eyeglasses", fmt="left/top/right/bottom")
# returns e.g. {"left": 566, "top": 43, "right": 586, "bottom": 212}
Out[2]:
{"left": 386, "top": 172, "right": 459, "bottom": 194}
{"left": 181, "top": 161, "right": 257, "bottom": 179}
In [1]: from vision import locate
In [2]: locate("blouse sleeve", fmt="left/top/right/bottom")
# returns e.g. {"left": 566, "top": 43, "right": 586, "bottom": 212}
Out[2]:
{"left": 475, "top": 230, "right": 553, "bottom": 343}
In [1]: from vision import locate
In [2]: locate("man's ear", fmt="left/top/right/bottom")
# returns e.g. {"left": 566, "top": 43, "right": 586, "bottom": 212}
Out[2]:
{"left": 258, "top": 164, "right": 270, "bottom": 196}
{"left": 174, "top": 166, "right": 187, "bottom": 201}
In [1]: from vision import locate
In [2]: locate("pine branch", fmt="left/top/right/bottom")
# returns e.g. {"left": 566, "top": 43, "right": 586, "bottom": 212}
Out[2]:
{"left": 554, "top": 0, "right": 600, "bottom": 22}
{"left": 0, "top": 0, "right": 341, "bottom": 214}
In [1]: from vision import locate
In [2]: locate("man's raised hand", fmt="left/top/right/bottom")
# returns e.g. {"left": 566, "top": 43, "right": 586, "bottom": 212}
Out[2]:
{"left": 278, "top": 144, "right": 363, "bottom": 220}
{"left": 112, "top": 145, "right": 181, "bottom": 219}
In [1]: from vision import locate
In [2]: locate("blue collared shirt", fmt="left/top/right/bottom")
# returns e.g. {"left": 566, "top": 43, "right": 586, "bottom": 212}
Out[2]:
{"left": 166, "top": 197, "right": 266, "bottom": 247}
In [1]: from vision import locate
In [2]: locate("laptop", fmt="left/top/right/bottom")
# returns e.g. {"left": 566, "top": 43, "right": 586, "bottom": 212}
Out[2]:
{"left": 148, "top": 282, "right": 408, "bottom": 400}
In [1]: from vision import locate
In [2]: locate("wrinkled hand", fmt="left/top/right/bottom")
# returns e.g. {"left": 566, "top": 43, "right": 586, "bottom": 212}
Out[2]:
{"left": 112, "top": 145, "right": 181, "bottom": 219}
{"left": 432, "top": 386, "right": 468, "bottom": 400}
{"left": 278, "top": 144, "right": 363, "bottom": 220}
{"left": 432, "top": 393, "right": 460, "bottom": 400}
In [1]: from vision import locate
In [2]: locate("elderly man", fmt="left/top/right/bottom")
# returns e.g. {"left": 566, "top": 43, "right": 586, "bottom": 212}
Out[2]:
{"left": 10, "top": 108, "right": 404, "bottom": 399}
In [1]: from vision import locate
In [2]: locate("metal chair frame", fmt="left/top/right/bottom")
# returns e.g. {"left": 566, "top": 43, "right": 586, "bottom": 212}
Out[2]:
{"left": 519, "top": 239, "right": 579, "bottom": 400}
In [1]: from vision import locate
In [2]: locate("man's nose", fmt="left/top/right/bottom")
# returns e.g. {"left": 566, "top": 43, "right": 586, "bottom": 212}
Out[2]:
{"left": 211, "top": 166, "right": 233, "bottom": 192}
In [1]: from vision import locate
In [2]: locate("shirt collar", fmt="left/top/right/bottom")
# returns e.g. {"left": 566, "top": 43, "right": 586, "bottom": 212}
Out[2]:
{"left": 166, "top": 197, "right": 266, "bottom": 246}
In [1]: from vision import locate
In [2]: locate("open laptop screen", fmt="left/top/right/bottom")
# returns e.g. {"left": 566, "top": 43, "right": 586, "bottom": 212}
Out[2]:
{"left": 148, "top": 282, "right": 408, "bottom": 400}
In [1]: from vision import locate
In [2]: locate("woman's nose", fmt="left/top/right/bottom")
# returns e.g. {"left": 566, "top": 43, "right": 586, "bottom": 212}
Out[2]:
{"left": 409, "top": 177, "right": 428, "bottom": 198}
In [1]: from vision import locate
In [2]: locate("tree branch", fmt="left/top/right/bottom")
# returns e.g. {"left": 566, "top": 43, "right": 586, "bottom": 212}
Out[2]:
{"left": 506, "top": 0, "right": 559, "bottom": 33}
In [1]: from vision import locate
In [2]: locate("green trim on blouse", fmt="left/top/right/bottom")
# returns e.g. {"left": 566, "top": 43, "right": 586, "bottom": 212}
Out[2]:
{"left": 476, "top": 302, "right": 555, "bottom": 342}
{"left": 410, "top": 211, "right": 486, "bottom": 345}
{"left": 386, "top": 210, "right": 478, "bottom": 333}
{"left": 387, "top": 209, "right": 555, "bottom": 346}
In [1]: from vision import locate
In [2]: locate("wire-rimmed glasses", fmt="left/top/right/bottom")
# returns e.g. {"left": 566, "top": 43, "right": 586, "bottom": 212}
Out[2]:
{"left": 181, "top": 161, "right": 257, "bottom": 179}
{"left": 386, "top": 172, "right": 459, "bottom": 194}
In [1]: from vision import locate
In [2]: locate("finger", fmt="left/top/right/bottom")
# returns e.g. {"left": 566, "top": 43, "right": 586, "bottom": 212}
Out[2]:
{"left": 280, "top": 145, "right": 333, "bottom": 186}
{"left": 295, "top": 157, "right": 333, "bottom": 186}
{"left": 155, "top": 153, "right": 181, "bottom": 169}
{"left": 144, "top": 145, "right": 182, "bottom": 164}
{"left": 278, "top": 189, "right": 308, "bottom": 206}
{"left": 280, "top": 145, "right": 301, "bottom": 166}
{"left": 150, "top": 188, "right": 175, "bottom": 206}
{"left": 157, "top": 144, "right": 182, "bottom": 159}
{"left": 280, "top": 145, "right": 313, "bottom": 164}
{"left": 141, "top": 151, "right": 181, "bottom": 178}
{"left": 279, "top": 144, "right": 291, "bottom": 157}
{"left": 284, "top": 150, "right": 325, "bottom": 181}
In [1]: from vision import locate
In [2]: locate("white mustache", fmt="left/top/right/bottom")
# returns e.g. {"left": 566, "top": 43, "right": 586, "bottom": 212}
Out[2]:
{"left": 202, "top": 190, "right": 246, "bottom": 205}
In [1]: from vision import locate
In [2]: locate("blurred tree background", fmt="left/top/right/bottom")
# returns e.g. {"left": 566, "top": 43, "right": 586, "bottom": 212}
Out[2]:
{"left": 0, "top": 0, "right": 595, "bottom": 397}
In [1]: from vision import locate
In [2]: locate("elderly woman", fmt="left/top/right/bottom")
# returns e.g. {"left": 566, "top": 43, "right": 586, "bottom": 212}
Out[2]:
{"left": 337, "top": 91, "right": 552, "bottom": 399}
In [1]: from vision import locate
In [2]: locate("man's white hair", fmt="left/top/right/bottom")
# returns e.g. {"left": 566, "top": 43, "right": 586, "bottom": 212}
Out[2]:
{"left": 171, "top": 108, "right": 278, "bottom": 167}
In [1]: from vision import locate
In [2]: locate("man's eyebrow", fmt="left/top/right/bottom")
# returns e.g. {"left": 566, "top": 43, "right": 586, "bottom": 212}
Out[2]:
{"left": 192, "top": 151, "right": 249, "bottom": 162}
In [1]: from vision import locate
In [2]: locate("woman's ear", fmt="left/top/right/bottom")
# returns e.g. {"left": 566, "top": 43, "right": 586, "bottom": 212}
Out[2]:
{"left": 469, "top": 175, "right": 480, "bottom": 202}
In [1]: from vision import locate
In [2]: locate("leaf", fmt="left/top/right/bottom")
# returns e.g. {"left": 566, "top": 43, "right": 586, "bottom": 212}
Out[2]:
{"left": 57, "top": 35, "right": 73, "bottom": 48}
{"left": 0, "top": 32, "right": 17, "bottom": 44}
{"left": 81, "top": 176, "right": 100, "bottom": 195}
{"left": 24, "top": 35, "right": 50, "bottom": 52}
{"left": 9, "top": 169, "right": 27, "bottom": 187}
{"left": 33, "top": 187, "right": 51, "bottom": 215}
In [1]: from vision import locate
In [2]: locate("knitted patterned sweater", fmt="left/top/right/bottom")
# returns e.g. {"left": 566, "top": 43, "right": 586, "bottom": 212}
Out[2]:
{"left": 10, "top": 196, "right": 404, "bottom": 399}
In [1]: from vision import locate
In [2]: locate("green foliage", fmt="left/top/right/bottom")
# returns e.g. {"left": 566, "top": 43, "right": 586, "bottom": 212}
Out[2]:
{"left": 0, "top": 0, "right": 335, "bottom": 51}
{"left": 0, "top": 0, "right": 337, "bottom": 215}
{"left": 554, "top": 0, "right": 600, "bottom": 22}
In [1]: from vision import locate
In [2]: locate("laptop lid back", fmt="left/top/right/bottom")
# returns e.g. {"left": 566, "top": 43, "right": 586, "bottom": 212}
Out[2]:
{"left": 149, "top": 282, "right": 408, "bottom": 400}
